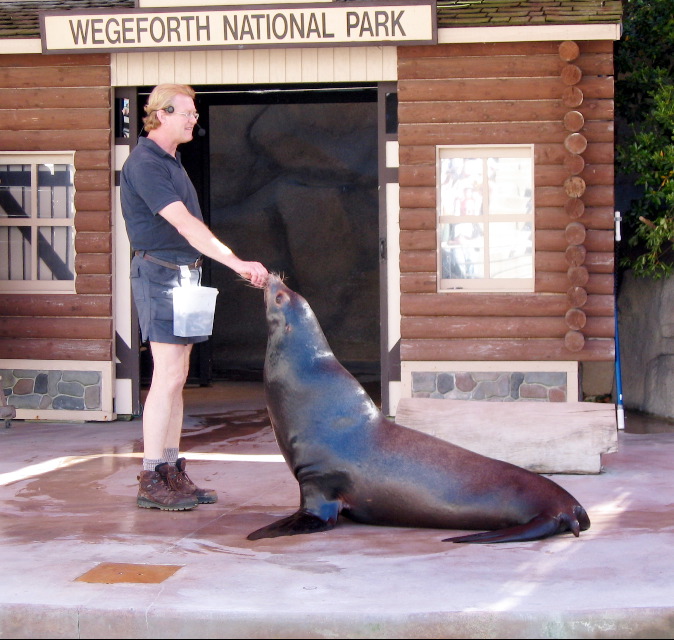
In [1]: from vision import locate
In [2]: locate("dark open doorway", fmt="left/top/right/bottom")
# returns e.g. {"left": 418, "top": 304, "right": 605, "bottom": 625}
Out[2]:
{"left": 170, "top": 84, "right": 381, "bottom": 387}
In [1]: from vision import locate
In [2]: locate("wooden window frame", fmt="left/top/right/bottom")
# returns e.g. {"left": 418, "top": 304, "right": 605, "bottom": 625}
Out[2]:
{"left": 436, "top": 144, "right": 535, "bottom": 293}
{"left": 0, "top": 151, "right": 76, "bottom": 294}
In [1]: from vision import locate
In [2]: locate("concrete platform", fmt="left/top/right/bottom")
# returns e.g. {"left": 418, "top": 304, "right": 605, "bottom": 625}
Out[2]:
{"left": 1, "top": 381, "right": 674, "bottom": 639}
{"left": 396, "top": 398, "right": 618, "bottom": 474}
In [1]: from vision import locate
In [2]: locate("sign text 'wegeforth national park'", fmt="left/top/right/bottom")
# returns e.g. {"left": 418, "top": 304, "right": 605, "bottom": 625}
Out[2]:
{"left": 40, "top": 1, "right": 437, "bottom": 52}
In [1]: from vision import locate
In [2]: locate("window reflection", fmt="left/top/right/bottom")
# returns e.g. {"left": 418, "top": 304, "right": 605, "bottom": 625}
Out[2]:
{"left": 0, "top": 226, "right": 30, "bottom": 280}
{"left": 37, "top": 164, "right": 74, "bottom": 219}
{"left": 0, "top": 164, "right": 32, "bottom": 218}
{"left": 487, "top": 157, "right": 533, "bottom": 215}
{"left": 489, "top": 221, "right": 533, "bottom": 279}
{"left": 38, "top": 226, "right": 74, "bottom": 281}
{"left": 441, "top": 222, "right": 484, "bottom": 279}
{"left": 437, "top": 146, "right": 534, "bottom": 290}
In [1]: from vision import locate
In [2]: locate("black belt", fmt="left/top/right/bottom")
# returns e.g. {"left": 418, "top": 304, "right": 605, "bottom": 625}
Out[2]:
{"left": 135, "top": 250, "right": 202, "bottom": 270}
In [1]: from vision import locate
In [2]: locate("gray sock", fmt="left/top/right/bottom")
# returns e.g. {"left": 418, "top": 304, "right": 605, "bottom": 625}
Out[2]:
{"left": 143, "top": 458, "right": 165, "bottom": 472}
{"left": 163, "top": 448, "right": 179, "bottom": 465}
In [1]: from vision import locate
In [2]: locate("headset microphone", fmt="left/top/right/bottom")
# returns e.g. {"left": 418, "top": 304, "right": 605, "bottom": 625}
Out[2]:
{"left": 165, "top": 105, "right": 205, "bottom": 136}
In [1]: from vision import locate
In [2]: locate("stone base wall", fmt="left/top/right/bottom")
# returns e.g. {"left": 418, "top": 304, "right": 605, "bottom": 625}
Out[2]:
{"left": 411, "top": 371, "right": 567, "bottom": 402}
{"left": 618, "top": 270, "right": 674, "bottom": 419}
{"left": 1, "top": 369, "right": 102, "bottom": 412}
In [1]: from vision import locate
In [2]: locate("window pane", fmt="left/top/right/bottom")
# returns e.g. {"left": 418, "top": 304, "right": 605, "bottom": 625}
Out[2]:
{"left": 487, "top": 157, "right": 532, "bottom": 215}
{"left": 489, "top": 222, "right": 533, "bottom": 278}
{"left": 441, "top": 222, "right": 484, "bottom": 279}
{"left": 37, "top": 226, "right": 74, "bottom": 280}
{"left": 440, "top": 157, "right": 483, "bottom": 216}
{"left": 115, "top": 97, "right": 131, "bottom": 138}
{"left": 0, "top": 164, "right": 31, "bottom": 218}
{"left": 38, "top": 164, "right": 74, "bottom": 219}
{"left": 0, "top": 226, "right": 31, "bottom": 279}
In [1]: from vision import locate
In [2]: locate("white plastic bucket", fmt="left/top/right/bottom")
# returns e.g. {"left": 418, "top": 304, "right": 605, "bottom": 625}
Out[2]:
{"left": 173, "top": 285, "right": 219, "bottom": 337}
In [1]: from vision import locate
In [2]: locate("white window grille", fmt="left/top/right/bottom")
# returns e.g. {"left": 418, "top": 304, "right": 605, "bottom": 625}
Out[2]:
{"left": 0, "top": 152, "right": 76, "bottom": 293}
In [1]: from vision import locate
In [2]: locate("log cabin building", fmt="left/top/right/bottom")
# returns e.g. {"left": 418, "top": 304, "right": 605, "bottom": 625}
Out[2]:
{"left": 0, "top": 0, "right": 622, "bottom": 427}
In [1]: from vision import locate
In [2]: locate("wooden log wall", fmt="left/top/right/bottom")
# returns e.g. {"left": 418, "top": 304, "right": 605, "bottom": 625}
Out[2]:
{"left": 397, "top": 41, "right": 615, "bottom": 363}
{"left": 0, "top": 54, "right": 113, "bottom": 361}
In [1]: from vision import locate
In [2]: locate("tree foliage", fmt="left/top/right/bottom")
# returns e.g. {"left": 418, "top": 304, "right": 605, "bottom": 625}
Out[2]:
{"left": 615, "top": 0, "right": 674, "bottom": 278}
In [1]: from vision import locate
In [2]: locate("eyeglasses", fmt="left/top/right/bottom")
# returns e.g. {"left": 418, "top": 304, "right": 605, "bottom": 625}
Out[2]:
{"left": 166, "top": 110, "right": 199, "bottom": 121}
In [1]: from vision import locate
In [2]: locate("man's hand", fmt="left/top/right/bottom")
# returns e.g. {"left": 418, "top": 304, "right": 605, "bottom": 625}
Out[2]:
{"left": 236, "top": 260, "right": 269, "bottom": 288}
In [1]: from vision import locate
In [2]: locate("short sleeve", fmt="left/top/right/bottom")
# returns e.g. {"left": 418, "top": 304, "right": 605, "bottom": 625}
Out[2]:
{"left": 125, "top": 152, "right": 181, "bottom": 215}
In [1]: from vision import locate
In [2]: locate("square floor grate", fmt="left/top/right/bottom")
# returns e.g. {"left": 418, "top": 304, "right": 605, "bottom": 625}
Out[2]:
{"left": 75, "top": 562, "right": 183, "bottom": 584}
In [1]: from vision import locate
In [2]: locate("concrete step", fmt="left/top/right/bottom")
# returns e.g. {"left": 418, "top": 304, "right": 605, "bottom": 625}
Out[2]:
{"left": 395, "top": 398, "right": 618, "bottom": 473}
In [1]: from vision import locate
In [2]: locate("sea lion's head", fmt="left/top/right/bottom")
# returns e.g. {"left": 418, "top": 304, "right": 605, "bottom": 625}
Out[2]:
{"left": 263, "top": 273, "right": 332, "bottom": 362}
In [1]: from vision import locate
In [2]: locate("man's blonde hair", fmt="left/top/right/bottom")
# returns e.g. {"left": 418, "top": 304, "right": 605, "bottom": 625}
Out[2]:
{"left": 143, "top": 83, "right": 196, "bottom": 132}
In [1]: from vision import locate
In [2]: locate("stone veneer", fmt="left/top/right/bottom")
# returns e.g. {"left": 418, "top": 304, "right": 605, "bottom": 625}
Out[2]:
{"left": 1, "top": 369, "right": 102, "bottom": 411}
{"left": 411, "top": 371, "right": 567, "bottom": 402}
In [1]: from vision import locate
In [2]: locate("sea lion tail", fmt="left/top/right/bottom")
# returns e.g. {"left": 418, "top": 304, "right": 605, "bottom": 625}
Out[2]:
{"left": 442, "top": 511, "right": 585, "bottom": 544}
{"left": 567, "top": 504, "right": 591, "bottom": 536}
{"left": 247, "top": 509, "right": 337, "bottom": 540}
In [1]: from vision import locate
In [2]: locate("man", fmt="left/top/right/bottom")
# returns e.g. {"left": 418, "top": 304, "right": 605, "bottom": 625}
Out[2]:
{"left": 121, "top": 83, "right": 268, "bottom": 511}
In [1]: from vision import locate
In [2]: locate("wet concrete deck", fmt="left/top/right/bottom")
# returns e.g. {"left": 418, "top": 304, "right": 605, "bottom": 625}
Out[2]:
{"left": 1, "top": 382, "right": 673, "bottom": 639}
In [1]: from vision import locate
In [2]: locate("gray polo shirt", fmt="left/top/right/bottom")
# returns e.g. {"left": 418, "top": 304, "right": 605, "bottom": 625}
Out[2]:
{"left": 120, "top": 136, "right": 203, "bottom": 263}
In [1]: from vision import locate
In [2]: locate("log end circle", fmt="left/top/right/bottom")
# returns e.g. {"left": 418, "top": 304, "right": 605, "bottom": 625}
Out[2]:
{"left": 565, "top": 330, "right": 586, "bottom": 352}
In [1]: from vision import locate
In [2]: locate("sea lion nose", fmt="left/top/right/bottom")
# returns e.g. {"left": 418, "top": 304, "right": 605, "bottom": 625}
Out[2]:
{"left": 266, "top": 273, "right": 284, "bottom": 291}
{"left": 264, "top": 274, "right": 281, "bottom": 304}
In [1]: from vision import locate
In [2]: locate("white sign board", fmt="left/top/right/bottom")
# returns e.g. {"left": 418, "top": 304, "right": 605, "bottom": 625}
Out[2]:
{"left": 40, "top": 1, "right": 437, "bottom": 52}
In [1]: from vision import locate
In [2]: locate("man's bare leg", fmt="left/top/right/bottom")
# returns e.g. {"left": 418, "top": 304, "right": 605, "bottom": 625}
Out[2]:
{"left": 142, "top": 342, "right": 192, "bottom": 461}
{"left": 136, "top": 341, "right": 197, "bottom": 510}
{"left": 146, "top": 343, "right": 218, "bottom": 504}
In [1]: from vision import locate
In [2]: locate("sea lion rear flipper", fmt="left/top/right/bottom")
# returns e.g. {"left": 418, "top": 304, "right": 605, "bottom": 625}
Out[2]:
{"left": 443, "top": 514, "right": 569, "bottom": 544}
{"left": 247, "top": 509, "right": 337, "bottom": 540}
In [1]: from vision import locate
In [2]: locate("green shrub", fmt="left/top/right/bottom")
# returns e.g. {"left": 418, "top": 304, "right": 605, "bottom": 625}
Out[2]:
{"left": 615, "top": 0, "right": 674, "bottom": 278}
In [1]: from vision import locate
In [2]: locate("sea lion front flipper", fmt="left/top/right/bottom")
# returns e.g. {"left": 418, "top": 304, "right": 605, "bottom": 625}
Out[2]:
{"left": 443, "top": 514, "right": 567, "bottom": 544}
{"left": 247, "top": 508, "right": 337, "bottom": 540}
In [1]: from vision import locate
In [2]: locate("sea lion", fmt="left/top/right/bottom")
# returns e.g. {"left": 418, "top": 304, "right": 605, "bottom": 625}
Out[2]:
{"left": 248, "top": 274, "right": 590, "bottom": 543}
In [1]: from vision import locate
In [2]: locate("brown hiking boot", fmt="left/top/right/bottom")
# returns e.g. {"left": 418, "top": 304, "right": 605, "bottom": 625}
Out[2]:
{"left": 136, "top": 466, "right": 198, "bottom": 511}
{"left": 162, "top": 458, "right": 218, "bottom": 504}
